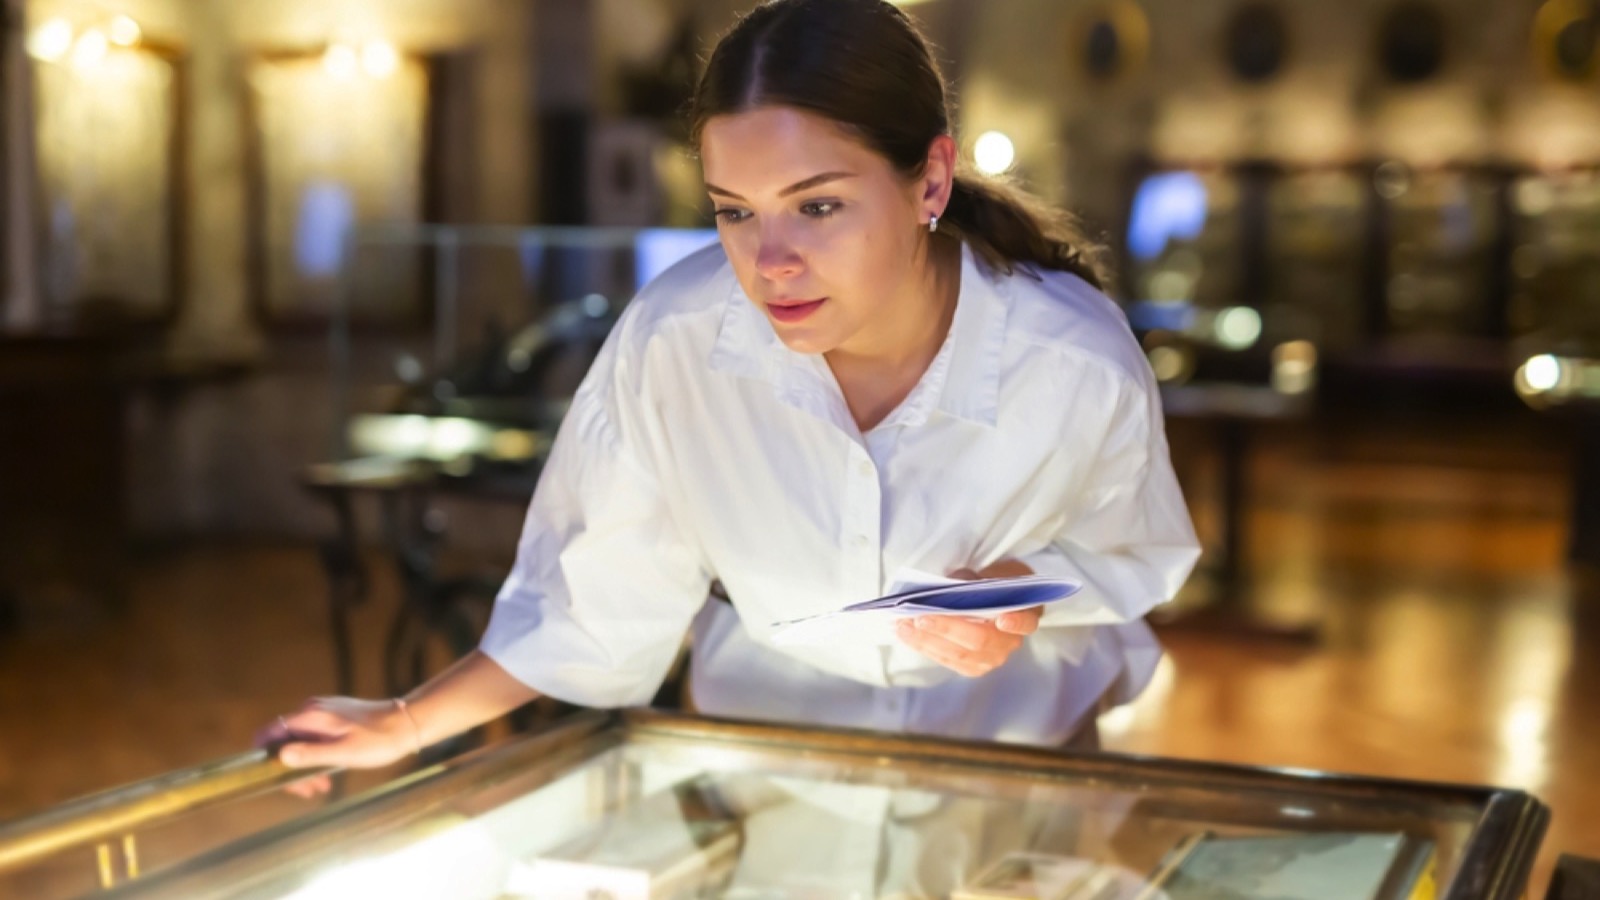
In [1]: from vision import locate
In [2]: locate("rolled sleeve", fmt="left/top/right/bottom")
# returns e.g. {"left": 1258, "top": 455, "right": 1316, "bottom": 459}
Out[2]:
{"left": 1023, "top": 373, "right": 1200, "bottom": 631}
{"left": 479, "top": 328, "right": 710, "bottom": 708}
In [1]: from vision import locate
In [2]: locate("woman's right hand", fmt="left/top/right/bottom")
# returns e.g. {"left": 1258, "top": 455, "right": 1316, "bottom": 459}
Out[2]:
{"left": 255, "top": 697, "right": 419, "bottom": 798}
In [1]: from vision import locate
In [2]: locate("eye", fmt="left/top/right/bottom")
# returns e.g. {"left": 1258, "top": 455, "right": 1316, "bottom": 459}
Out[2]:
{"left": 801, "top": 201, "right": 841, "bottom": 218}
{"left": 713, "top": 207, "right": 751, "bottom": 225}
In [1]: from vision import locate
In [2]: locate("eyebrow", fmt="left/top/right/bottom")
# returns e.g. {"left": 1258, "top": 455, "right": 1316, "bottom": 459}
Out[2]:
{"left": 704, "top": 171, "right": 857, "bottom": 201}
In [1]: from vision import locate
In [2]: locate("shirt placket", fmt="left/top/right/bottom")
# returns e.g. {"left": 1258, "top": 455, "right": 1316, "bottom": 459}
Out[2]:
{"left": 840, "top": 442, "right": 890, "bottom": 693}
{"left": 845, "top": 438, "right": 912, "bottom": 728}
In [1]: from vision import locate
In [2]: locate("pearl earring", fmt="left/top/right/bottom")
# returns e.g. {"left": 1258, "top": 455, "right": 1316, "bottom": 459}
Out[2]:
{"left": 927, "top": 214, "right": 938, "bottom": 233}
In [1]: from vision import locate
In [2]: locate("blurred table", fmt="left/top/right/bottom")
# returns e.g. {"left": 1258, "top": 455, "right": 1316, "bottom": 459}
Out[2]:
{"left": 300, "top": 456, "right": 535, "bottom": 701}
{"left": 1156, "top": 381, "right": 1321, "bottom": 643}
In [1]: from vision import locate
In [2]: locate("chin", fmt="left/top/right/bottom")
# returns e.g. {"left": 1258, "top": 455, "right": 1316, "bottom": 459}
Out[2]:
{"left": 773, "top": 330, "right": 836, "bottom": 356}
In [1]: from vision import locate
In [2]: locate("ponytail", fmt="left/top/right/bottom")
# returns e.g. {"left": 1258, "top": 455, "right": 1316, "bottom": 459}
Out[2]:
{"left": 940, "top": 168, "right": 1110, "bottom": 292}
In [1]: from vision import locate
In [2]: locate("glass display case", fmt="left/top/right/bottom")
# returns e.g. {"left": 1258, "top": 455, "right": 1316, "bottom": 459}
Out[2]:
{"left": 1377, "top": 165, "right": 1503, "bottom": 343}
{"left": 1262, "top": 169, "right": 1370, "bottom": 352}
{"left": 1508, "top": 168, "right": 1600, "bottom": 353}
{"left": 0, "top": 711, "right": 1548, "bottom": 899}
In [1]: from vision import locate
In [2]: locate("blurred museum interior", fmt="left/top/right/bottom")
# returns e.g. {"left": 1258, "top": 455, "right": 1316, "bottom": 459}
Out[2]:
{"left": 0, "top": 0, "right": 1597, "bottom": 896}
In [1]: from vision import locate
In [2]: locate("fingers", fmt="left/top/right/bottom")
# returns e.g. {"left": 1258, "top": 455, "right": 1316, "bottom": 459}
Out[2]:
{"left": 947, "top": 568, "right": 981, "bottom": 581}
{"left": 282, "top": 706, "right": 355, "bottom": 740}
{"left": 284, "top": 773, "right": 333, "bottom": 799}
{"left": 995, "top": 606, "right": 1043, "bottom": 635}
{"left": 278, "top": 737, "right": 350, "bottom": 769}
{"left": 253, "top": 719, "right": 288, "bottom": 749}
{"left": 895, "top": 617, "right": 1022, "bottom": 678}
{"left": 906, "top": 615, "right": 1001, "bottom": 651}
{"left": 897, "top": 623, "right": 1000, "bottom": 677}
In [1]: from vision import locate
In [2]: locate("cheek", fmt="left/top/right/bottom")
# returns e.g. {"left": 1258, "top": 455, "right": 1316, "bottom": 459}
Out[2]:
{"left": 716, "top": 229, "right": 760, "bottom": 285}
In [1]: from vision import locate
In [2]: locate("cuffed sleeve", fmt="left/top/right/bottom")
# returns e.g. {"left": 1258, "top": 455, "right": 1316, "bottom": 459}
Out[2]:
{"left": 1021, "top": 373, "right": 1200, "bottom": 631}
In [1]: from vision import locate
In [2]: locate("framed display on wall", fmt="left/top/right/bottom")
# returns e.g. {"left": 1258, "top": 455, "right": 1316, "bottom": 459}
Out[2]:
{"left": 1532, "top": 0, "right": 1599, "bottom": 83}
{"left": 1223, "top": 2, "right": 1289, "bottom": 84}
{"left": 1072, "top": 0, "right": 1152, "bottom": 84}
{"left": 244, "top": 44, "right": 438, "bottom": 330}
{"left": 32, "top": 34, "right": 187, "bottom": 330}
{"left": 1376, "top": 2, "right": 1448, "bottom": 84}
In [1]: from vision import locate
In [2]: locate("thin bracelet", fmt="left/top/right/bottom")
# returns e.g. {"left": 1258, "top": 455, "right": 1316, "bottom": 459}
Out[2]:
{"left": 392, "top": 698, "right": 424, "bottom": 755}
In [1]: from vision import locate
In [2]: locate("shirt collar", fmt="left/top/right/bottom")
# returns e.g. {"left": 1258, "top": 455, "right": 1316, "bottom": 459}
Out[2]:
{"left": 708, "top": 241, "right": 1006, "bottom": 429}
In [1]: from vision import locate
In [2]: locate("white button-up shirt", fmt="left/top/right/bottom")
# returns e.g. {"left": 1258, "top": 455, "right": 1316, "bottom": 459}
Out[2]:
{"left": 481, "top": 242, "right": 1199, "bottom": 746}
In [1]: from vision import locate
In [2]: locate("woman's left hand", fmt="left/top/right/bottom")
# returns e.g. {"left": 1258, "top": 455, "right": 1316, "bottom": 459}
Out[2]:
{"left": 894, "top": 559, "right": 1042, "bottom": 678}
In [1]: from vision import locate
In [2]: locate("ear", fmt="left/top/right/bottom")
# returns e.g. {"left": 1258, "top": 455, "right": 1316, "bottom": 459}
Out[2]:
{"left": 920, "top": 134, "right": 958, "bottom": 223}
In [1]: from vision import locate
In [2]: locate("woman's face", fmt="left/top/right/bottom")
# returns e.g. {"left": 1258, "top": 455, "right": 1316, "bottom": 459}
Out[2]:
{"left": 699, "top": 106, "right": 944, "bottom": 357}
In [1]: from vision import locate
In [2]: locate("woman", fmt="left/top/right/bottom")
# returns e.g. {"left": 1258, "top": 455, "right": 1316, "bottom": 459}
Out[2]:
{"left": 264, "top": 0, "right": 1198, "bottom": 775}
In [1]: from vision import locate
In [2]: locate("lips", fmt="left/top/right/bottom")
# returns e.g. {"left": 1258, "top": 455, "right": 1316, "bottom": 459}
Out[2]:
{"left": 766, "top": 298, "right": 826, "bottom": 323}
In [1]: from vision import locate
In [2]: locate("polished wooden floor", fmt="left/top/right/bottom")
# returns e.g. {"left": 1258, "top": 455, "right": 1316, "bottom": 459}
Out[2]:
{"left": 0, "top": 417, "right": 1594, "bottom": 897}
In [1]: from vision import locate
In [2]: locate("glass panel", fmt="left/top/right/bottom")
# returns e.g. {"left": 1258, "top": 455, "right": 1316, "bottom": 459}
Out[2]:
{"left": 1264, "top": 170, "right": 1368, "bottom": 350}
{"left": 153, "top": 725, "right": 1483, "bottom": 900}
{"left": 1126, "top": 169, "right": 1242, "bottom": 317}
{"left": 1509, "top": 170, "right": 1600, "bottom": 350}
{"left": 1382, "top": 168, "right": 1501, "bottom": 340}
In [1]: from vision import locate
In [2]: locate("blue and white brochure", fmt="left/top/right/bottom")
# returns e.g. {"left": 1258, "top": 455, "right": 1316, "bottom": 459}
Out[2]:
{"left": 769, "top": 569, "right": 1083, "bottom": 647}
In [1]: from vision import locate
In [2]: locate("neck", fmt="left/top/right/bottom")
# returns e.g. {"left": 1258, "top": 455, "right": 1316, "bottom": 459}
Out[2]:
{"left": 824, "top": 237, "right": 962, "bottom": 431}
{"left": 827, "top": 236, "right": 960, "bottom": 377}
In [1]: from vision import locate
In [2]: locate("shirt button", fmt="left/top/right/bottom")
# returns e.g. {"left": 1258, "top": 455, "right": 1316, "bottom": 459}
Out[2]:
{"left": 857, "top": 460, "right": 874, "bottom": 477}
{"left": 852, "top": 534, "right": 870, "bottom": 549}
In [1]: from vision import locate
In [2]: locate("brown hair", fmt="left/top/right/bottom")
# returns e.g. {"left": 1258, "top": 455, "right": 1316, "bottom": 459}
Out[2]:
{"left": 688, "top": 0, "right": 1108, "bottom": 290}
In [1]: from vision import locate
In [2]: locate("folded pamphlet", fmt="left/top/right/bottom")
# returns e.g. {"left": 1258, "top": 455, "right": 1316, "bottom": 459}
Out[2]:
{"left": 769, "top": 569, "right": 1083, "bottom": 647}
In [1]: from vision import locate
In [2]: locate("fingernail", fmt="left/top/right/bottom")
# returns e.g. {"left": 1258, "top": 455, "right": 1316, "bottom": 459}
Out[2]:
{"left": 281, "top": 749, "right": 299, "bottom": 766}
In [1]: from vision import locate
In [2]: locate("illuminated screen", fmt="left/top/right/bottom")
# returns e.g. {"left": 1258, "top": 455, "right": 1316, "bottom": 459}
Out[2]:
{"left": 634, "top": 228, "right": 720, "bottom": 291}
{"left": 1127, "top": 171, "right": 1208, "bottom": 262}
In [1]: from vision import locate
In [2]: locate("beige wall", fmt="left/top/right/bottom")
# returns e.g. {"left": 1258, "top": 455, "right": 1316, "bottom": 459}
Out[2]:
{"left": 17, "top": 0, "right": 538, "bottom": 540}
{"left": 955, "top": 0, "right": 1600, "bottom": 231}
{"left": 22, "top": 0, "right": 535, "bottom": 365}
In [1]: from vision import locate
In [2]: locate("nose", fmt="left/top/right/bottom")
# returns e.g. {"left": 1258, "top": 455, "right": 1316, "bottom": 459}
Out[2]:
{"left": 754, "top": 226, "right": 804, "bottom": 282}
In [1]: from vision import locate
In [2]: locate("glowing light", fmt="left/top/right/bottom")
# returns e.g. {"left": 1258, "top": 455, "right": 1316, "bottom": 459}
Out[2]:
{"left": 1515, "top": 179, "right": 1554, "bottom": 216}
{"left": 1147, "top": 345, "right": 1190, "bottom": 383}
{"left": 322, "top": 43, "right": 358, "bottom": 80}
{"left": 282, "top": 819, "right": 508, "bottom": 900}
{"left": 1098, "top": 655, "right": 1177, "bottom": 741}
{"left": 490, "top": 430, "right": 543, "bottom": 462}
{"left": 27, "top": 19, "right": 74, "bottom": 61}
{"left": 361, "top": 40, "right": 399, "bottom": 78}
{"left": 1127, "top": 172, "right": 1208, "bottom": 261}
{"left": 1214, "top": 306, "right": 1262, "bottom": 350}
{"left": 1521, "top": 354, "right": 1561, "bottom": 392}
{"left": 973, "top": 131, "right": 1016, "bottom": 175}
{"left": 1272, "top": 340, "right": 1318, "bottom": 395}
{"left": 108, "top": 15, "right": 141, "bottom": 47}
{"left": 70, "top": 28, "right": 108, "bottom": 69}
{"left": 1494, "top": 697, "right": 1551, "bottom": 789}
{"left": 428, "top": 418, "right": 483, "bottom": 458}
{"left": 1148, "top": 270, "right": 1193, "bottom": 302}
{"left": 1373, "top": 160, "right": 1410, "bottom": 199}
